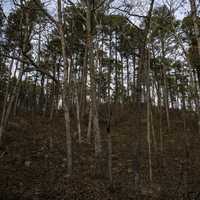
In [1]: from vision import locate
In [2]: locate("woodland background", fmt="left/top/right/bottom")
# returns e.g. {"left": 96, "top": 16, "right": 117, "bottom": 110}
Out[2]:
{"left": 0, "top": 0, "right": 200, "bottom": 199}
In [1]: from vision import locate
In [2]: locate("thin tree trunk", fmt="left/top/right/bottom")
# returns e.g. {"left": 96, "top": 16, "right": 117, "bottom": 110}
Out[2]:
{"left": 151, "top": 105, "right": 157, "bottom": 152}
{"left": 43, "top": 78, "right": 49, "bottom": 117}
{"left": 57, "top": 0, "right": 72, "bottom": 175}
{"left": 107, "top": 118, "right": 112, "bottom": 185}
{"left": 50, "top": 66, "right": 56, "bottom": 121}
{"left": 126, "top": 57, "right": 130, "bottom": 100}
{"left": 133, "top": 0, "right": 155, "bottom": 189}
{"left": 80, "top": 48, "right": 88, "bottom": 120}
{"left": 85, "top": 2, "right": 102, "bottom": 167}
{"left": 189, "top": 0, "right": 200, "bottom": 134}
{"left": 146, "top": 49, "right": 152, "bottom": 182}
{"left": 87, "top": 105, "right": 92, "bottom": 143}
{"left": 39, "top": 74, "right": 45, "bottom": 113}
{"left": 75, "top": 86, "right": 82, "bottom": 143}
{"left": 163, "top": 65, "right": 170, "bottom": 131}
{"left": 107, "top": 40, "right": 112, "bottom": 185}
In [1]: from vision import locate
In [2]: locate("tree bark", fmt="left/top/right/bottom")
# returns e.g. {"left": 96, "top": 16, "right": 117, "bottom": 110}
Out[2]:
{"left": 146, "top": 49, "right": 153, "bottom": 182}
{"left": 57, "top": 0, "right": 72, "bottom": 175}
{"left": 189, "top": 0, "right": 200, "bottom": 134}
{"left": 86, "top": 2, "right": 102, "bottom": 157}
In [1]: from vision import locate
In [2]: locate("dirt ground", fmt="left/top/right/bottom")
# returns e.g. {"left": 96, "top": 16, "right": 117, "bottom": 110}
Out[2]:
{"left": 0, "top": 107, "right": 200, "bottom": 200}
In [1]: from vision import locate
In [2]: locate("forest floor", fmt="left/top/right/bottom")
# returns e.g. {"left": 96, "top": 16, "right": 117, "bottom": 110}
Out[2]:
{"left": 0, "top": 105, "right": 200, "bottom": 200}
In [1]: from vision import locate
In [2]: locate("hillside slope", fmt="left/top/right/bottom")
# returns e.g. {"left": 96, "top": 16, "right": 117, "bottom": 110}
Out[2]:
{"left": 0, "top": 107, "right": 199, "bottom": 200}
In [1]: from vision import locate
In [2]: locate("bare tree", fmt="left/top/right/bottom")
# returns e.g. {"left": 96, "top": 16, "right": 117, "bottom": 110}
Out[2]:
{"left": 57, "top": 0, "right": 72, "bottom": 175}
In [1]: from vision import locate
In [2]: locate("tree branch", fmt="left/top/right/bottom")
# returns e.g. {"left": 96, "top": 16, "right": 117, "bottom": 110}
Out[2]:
{"left": 2, "top": 53, "right": 58, "bottom": 83}
{"left": 65, "top": 0, "right": 87, "bottom": 21}
{"left": 111, "top": 6, "right": 147, "bottom": 18}
{"left": 32, "top": 0, "right": 59, "bottom": 28}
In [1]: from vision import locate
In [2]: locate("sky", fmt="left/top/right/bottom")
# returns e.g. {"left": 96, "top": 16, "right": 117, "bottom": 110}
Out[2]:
{"left": 2, "top": 0, "right": 190, "bottom": 19}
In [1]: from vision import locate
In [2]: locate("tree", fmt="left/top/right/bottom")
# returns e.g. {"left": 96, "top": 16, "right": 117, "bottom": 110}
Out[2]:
{"left": 57, "top": 0, "right": 72, "bottom": 176}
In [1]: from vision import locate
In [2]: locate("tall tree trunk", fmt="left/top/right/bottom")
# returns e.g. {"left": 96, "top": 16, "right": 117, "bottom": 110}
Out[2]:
{"left": 126, "top": 57, "right": 130, "bottom": 101}
{"left": 50, "top": 65, "right": 56, "bottom": 121}
{"left": 107, "top": 36, "right": 112, "bottom": 185}
{"left": 189, "top": 0, "right": 200, "bottom": 134}
{"left": 80, "top": 48, "right": 88, "bottom": 120}
{"left": 132, "top": 53, "right": 136, "bottom": 103}
{"left": 43, "top": 78, "right": 49, "bottom": 117}
{"left": 87, "top": 105, "right": 92, "bottom": 143}
{"left": 134, "top": 0, "right": 155, "bottom": 189}
{"left": 146, "top": 49, "right": 153, "bottom": 182}
{"left": 161, "top": 40, "right": 170, "bottom": 131}
{"left": 57, "top": 0, "right": 72, "bottom": 175}
{"left": 114, "top": 31, "right": 119, "bottom": 103}
{"left": 39, "top": 74, "right": 45, "bottom": 113}
{"left": 163, "top": 65, "right": 170, "bottom": 131}
{"left": 85, "top": 2, "right": 102, "bottom": 173}
{"left": 75, "top": 86, "right": 82, "bottom": 144}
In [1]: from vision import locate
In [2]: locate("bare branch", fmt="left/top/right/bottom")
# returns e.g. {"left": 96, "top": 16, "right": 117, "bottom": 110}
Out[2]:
{"left": 2, "top": 52, "right": 58, "bottom": 83}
